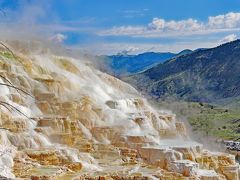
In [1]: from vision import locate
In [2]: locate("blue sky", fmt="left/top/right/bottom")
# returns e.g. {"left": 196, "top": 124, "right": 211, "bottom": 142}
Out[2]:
{"left": 1, "top": 0, "right": 240, "bottom": 54}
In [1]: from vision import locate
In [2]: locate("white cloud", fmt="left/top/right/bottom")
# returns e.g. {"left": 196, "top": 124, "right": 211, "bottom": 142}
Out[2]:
{"left": 148, "top": 18, "right": 202, "bottom": 32}
{"left": 50, "top": 33, "right": 67, "bottom": 43}
{"left": 119, "top": 46, "right": 140, "bottom": 55}
{"left": 219, "top": 34, "right": 237, "bottom": 43}
{"left": 103, "top": 26, "right": 144, "bottom": 36}
{"left": 208, "top": 12, "right": 240, "bottom": 29}
{"left": 99, "top": 12, "right": 240, "bottom": 38}
{"left": 122, "top": 9, "right": 149, "bottom": 18}
{"left": 70, "top": 41, "right": 221, "bottom": 55}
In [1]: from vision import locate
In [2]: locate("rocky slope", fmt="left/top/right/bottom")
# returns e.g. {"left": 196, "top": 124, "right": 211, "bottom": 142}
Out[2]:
{"left": 0, "top": 42, "right": 238, "bottom": 179}
{"left": 124, "top": 40, "right": 240, "bottom": 103}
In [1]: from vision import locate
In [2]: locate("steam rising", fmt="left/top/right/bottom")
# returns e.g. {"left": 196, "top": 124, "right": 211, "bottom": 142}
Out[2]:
{"left": 0, "top": 3, "right": 237, "bottom": 179}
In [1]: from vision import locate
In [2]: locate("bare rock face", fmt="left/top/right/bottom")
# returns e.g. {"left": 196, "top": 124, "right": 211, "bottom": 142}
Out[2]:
{"left": 0, "top": 45, "right": 238, "bottom": 179}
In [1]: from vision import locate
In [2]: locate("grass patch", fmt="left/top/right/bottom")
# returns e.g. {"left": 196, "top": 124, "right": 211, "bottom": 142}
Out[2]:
{"left": 151, "top": 100, "right": 240, "bottom": 140}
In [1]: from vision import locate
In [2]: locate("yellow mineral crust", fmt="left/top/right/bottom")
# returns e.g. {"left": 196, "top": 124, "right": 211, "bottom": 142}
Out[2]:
{"left": 0, "top": 45, "right": 238, "bottom": 179}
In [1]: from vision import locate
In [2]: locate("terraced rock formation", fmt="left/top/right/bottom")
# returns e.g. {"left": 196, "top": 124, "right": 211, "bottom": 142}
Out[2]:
{"left": 0, "top": 42, "right": 239, "bottom": 179}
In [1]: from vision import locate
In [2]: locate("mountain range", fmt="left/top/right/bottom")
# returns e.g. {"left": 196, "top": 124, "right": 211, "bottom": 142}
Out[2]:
{"left": 123, "top": 40, "right": 240, "bottom": 103}
{"left": 99, "top": 49, "right": 193, "bottom": 77}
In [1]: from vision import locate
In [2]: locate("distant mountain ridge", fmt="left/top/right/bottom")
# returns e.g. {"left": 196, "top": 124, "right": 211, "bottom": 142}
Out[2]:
{"left": 99, "top": 50, "right": 193, "bottom": 76}
{"left": 123, "top": 40, "right": 240, "bottom": 103}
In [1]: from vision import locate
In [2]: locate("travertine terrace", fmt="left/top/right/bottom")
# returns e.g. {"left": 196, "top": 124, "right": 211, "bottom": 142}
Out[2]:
{"left": 0, "top": 42, "right": 239, "bottom": 179}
